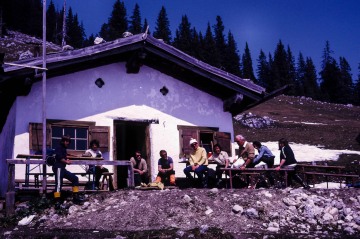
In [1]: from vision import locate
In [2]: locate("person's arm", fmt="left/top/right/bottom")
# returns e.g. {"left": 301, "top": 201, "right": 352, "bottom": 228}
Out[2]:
{"left": 197, "top": 148, "right": 207, "bottom": 165}
{"left": 276, "top": 159, "right": 286, "bottom": 170}
{"left": 253, "top": 147, "right": 265, "bottom": 164}
{"left": 55, "top": 147, "right": 71, "bottom": 164}
{"left": 130, "top": 158, "right": 142, "bottom": 174}
{"left": 222, "top": 152, "right": 230, "bottom": 168}
{"left": 141, "top": 159, "right": 148, "bottom": 173}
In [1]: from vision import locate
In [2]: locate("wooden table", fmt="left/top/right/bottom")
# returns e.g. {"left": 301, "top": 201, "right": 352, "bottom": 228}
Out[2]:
{"left": 221, "top": 167, "right": 295, "bottom": 189}
{"left": 296, "top": 164, "right": 345, "bottom": 173}
{"left": 296, "top": 164, "right": 357, "bottom": 188}
{"left": 6, "top": 156, "right": 134, "bottom": 216}
{"left": 16, "top": 154, "right": 44, "bottom": 187}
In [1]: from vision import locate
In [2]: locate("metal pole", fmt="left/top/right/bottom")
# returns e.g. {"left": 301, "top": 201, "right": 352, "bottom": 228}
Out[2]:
{"left": 42, "top": 0, "right": 47, "bottom": 193}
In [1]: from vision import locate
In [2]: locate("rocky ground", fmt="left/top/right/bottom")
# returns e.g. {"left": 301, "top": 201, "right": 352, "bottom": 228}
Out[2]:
{"left": 1, "top": 95, "right": 360, "bottom": 239}
{"left": 1, "top": 187, "right": 360, "bottom": 239}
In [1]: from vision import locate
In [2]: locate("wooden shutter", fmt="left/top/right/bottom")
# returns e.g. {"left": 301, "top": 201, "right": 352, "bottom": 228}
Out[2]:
{"left": 89, "top": 125, "right": 110, "bottom": 152}
{"left": 214, "top": 131, "right": 232, "bottom": 156}
{"left": 29, "top": 122, "right": 51, "bottom": 151}
{"left": 179, "top": 128, "right": 198, "bottom": 158}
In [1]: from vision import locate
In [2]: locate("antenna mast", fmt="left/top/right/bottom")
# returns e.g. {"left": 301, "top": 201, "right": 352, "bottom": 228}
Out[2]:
{"left": 61, "top": 0, "right": 67, "bottom": 47}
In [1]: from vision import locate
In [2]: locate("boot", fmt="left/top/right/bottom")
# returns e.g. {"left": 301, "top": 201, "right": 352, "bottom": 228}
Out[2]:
{"left": 294, "top": 174, "right": 310, "bottom": 189}
{"left": 72, "top": 186, "right": 84, "bottom": 205}
{"left": 72, "top": 193, "right": 85, "bottom": 205}
{"left": 155, "top": 176, "right": 162, "bottom": 183}
{"left": 170, "top": 174, "right": 176, "bottom": 186}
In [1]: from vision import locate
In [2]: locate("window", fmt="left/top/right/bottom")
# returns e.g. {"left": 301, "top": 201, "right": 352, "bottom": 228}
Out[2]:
{"left": 29, "top": 120, "right": 110, "bottom": 154}
{"left": 178, "top": 125, "right": 231, "bottom": 158}
{"left": 51, "top": 126, "right": 88, "bottom": 150}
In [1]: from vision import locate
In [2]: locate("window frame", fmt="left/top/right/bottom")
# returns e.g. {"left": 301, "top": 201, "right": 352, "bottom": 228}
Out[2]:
{"left": 29, "top": 120, "right": 109, "bottom": 155}
{"left": 177, "top": 125, "right": 232, "bottom": 158}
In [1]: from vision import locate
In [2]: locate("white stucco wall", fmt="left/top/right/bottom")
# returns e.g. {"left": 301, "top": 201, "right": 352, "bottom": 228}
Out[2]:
{"left": 12, "top": 62, "right": 234, "bottom": 181}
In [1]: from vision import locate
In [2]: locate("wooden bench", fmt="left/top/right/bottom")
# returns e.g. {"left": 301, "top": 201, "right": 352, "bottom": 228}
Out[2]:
{"left": 302, "top": 172, "right": 359, "bottom": 188}
{"left": 220, "top": 167, "right": 294, "bottom": 189}
{"left": 25, "top": 172, "right": 90, "bottom": 188}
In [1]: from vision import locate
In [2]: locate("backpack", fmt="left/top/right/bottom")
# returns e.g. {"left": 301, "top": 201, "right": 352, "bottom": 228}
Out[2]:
{"left": 36, "top": 148, "right": 56, "bottom": 166}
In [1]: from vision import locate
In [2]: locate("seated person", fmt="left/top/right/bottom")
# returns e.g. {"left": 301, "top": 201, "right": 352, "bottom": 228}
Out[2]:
{"left": 130, "top": 150, "right": 148, "bottom": 186}
{"left": 208, "top": 144, "right": 229, "bottom": 186}
{"left": 83, "top": 139, "right": 113, "bottom": 190}
{"left": 253, "top": 141, "right": 276, "bottom": 186}
{"left": 155, "top": 150, "right": 176, "bottom": 186}
{"left": 252, "top": 141, "right": 275, "bottom": 167}
{"left": 183, "top": 138, "right": 209, "bottom": 188}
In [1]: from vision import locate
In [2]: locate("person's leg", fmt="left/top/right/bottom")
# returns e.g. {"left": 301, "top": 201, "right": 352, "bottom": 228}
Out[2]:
{"left": 169, "top": 171, "right": 176, "bottom": 186}
{"left": 293, "top": 173, "right": 310, "bottom": 189}
{"left": 63, "top": 169, "right": 83, "bottom": 204}
{"left": 215, "top": 165, "right": 223, "bottom": 180}
{"left": 141, "top": 173, "right": 149, "bottom": 184}
{"left": 134, "top": 173, "right": 141, "bottom": 186}
{"left": 52, "top": 166, "right": 63, "bottom": 207}
{"left": 263, "top": 157, "right": 275, "bottom": 186}
{"left": 155, "top": 173, "right": 163, "bottom": 183}
{"left": 183, "top": 166, "right": 194, "bottom": 179}
{"left": 195, "top": 165, "right": 208, "bottom": 187}
{"left": 95, "top": 166, "right": 108, "bottom": 188}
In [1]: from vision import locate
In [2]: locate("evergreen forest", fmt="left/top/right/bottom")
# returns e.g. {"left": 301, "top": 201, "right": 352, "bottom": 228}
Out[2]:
{"left": 1, "top": 0, "right": 360, "bottom": 105}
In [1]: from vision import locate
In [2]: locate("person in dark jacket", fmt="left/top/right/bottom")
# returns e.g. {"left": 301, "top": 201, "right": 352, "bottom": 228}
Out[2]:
{"left": 275, "top": 138, "right": 310, "bottom": 189}
{"left": 53, "top": 135, "right": 83, "bottom": 206}
{"left": 155, "top": 150, "right": 176, "bottom": 186}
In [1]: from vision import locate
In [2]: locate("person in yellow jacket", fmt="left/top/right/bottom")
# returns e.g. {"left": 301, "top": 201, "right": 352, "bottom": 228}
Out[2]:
{"left": 155, "top": 150, "right": 176, "bottom": 186}
{"left": 183, "top": 138, "right": 208, "bottom": 188}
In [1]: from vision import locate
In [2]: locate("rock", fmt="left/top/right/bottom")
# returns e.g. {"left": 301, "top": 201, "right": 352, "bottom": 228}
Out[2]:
{"left": 344, "top": 226, "right": 355, "bottom": 235}
{"left": 68, "top": 205, "right": 78, "bottom": 214}
{"left": 18, "top": 215, "right": 35, "bottom": 226}
{"left": 205, "top": 207, "right": 213, "bottom": 215}
{"left": 267, "top": 226, "right": 279, "bottom": 232}
{"left": 335, "top": 201, "right": 344, "bottom": 209}
{"left": 232, "top": 205, "right": 243, "bottom": 214}
{"left": 183, "top": 194, "right": 192, "bottom": 203}
{"left": 282, "top": 197, "right": 298, "bottom": 207}
{"left": 200, "top": 225, "right": 209, "bottom": 233}
{"left": 322, "top": 213, "right": 334, "bottom": 221}
{"left": 245, "top": 208, "right": 259, "bottom": 218}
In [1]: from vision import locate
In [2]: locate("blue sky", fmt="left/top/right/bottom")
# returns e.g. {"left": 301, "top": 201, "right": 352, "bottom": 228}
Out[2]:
{"left": 51, "top": 0, "right": 360, "bottom": 77}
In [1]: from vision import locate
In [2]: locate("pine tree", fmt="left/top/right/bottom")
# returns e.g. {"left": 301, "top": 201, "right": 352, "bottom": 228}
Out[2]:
{"left": 223, "top": 31, "right": 241, "bottom": 76}
{"left": 173, "top": 15, "right": 192, "bottom": 55}
{"left": 142, "top": 18, "right": 150, "bottom": 34}
{"left": 191, "top": 27, "right": 202, "bottom": 59}
{"left": 46, "top": 0, "right": 58, "bottom": 43}
{"left": 271, "top": 40, "right": 287, "bottom": 91}
{"left": 201, "top": 22, "right": 220, "bottom": 67}
{"left": 304, "top": 57, "right": 320, "bottom": 99}
{"left": 319, "top": 41, "right": 341, "bottom": 102}
{"left": 338, "top": 57, "right": 354, "bottom": 104}
{"left": 213, "top": 15, "right": 226, "bottom": 68}
{"left": 153, "top": 6, "right": 172, "bottom": 43}
{"left": 241, "top": 42, "right": 256, "bottom": 82}
{"left": 104, "top": 0, "right": 128, "bottom": 40}
{"left": 286, "top": 46, "right": 296, "bottom": 95}
{"left": 129, "top": 3, "right": 142, "bottom": 34}
{"left": 295, "top": 53, "right": 306, "bottom": 96}
{"left": 256, "top": 50, "right": 270, "bottom": 88}
{"left": 354, "top": 64, "right": 360, "bottom": 105}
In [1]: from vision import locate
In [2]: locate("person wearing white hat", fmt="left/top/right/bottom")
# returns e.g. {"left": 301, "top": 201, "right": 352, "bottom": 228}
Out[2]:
{"left": 183, "top": 138, "right": 209, "bottom": 187}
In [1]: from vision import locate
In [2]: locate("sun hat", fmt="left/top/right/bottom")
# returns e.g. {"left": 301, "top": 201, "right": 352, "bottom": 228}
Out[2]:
{"left": 189, "top": 138, "right": 198, "bottom": 145}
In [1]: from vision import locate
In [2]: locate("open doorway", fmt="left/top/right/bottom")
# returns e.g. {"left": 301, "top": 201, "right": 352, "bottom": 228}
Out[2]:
{"left": 113, "top": 120, "right": 150, "bottom": 188}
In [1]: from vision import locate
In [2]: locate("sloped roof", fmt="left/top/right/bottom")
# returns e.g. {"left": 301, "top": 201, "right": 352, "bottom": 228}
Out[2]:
{"left": 0, "top": 33, "right": 277, "bottom": 133}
